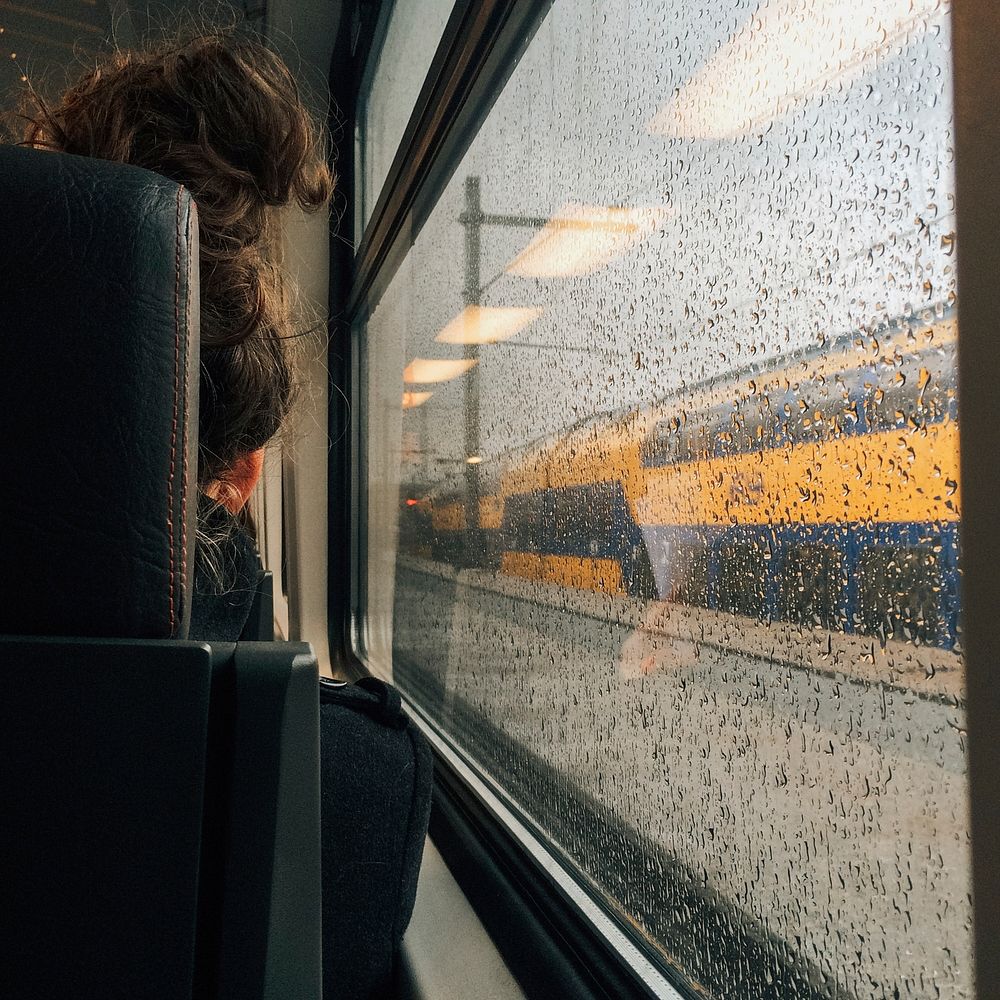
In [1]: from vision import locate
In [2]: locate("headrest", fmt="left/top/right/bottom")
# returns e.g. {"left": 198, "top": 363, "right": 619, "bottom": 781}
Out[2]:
{"left": 0, "top": 145, "right": 199, "bottom": 639}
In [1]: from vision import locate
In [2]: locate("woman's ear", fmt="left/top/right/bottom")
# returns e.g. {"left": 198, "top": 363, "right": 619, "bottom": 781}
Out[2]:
{"left": 219, "top": 448, "right": 266, "bottom": 514}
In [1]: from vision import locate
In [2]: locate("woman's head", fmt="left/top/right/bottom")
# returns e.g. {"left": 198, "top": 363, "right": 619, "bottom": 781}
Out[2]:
{"left": 24, "top": 30, "right": 333, "bottom": 499}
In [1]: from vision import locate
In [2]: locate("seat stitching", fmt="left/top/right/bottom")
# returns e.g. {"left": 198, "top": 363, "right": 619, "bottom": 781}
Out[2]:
{"left": 180, "top": 191, "right": 191, "bottom": 617}
{"left": 168, "top": 185, "right": 182, "bottom": 635}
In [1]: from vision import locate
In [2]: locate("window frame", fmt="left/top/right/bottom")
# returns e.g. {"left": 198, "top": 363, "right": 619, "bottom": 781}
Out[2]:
{"left": 327, "top": 0, "right": 1000, "bottom": 994}
{"left": 953, "top": 4, "right": 1000, "bottom": 990}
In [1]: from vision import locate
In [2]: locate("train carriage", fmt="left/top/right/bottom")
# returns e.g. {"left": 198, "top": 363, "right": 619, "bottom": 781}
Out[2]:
{"left": 413, "top": 312, "right": 962, "bottom": 680}
{"left": 5, "top": 0, "right": 998, "bottom": 998}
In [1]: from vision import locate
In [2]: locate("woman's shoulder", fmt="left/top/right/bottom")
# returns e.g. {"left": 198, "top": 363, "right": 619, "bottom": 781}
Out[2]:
{"left": 188, "top": 498, "right": 262, "bottom": 643}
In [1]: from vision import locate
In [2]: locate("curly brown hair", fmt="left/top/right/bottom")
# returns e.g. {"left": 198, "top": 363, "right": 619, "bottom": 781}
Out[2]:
{"left": 22, "top": 29, "right": 334, "bottom": 492}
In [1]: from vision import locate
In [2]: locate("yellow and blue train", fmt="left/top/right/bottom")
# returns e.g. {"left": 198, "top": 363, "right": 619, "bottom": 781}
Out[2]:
{"left": 404, "top": 310, "right": 961, "bottom": 652}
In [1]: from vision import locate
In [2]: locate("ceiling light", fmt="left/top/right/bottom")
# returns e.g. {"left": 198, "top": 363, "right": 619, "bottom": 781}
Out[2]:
{"left": 403, "top": 358, "right": 478, "bottom": 383}
{"left": 434, "top": 305, "right": 542, "bottom": 345}
{"left": 505, "top": 203, "right": 667, "bottom": 277}
{"left": 402, "top": 391, "right": 432, "bottom": 409}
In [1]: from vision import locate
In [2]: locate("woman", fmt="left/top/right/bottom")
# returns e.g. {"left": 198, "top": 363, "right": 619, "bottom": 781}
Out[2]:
{"left": 22, "top": 29, "right": 430, "bottom": 1000}
{"left": 24, "top": 31, "right": 326, "bottom": 634}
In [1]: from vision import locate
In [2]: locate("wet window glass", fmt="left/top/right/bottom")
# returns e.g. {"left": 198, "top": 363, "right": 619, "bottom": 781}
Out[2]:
{"left": 361, "top": 0, "right": 968, "bottom": 995}
{"left": 716, "top": 540, "right": 769, "bottom": 620}
{"left": 780, "top": 544, "right": 845, "bottom": 631}
{"left": 357, "top": 0, "right": 456, "bottom": 230}
{"left": 857, "top": 544, "right": 946, "bottom": 646}
{"left": 669, "top": 541, "right": 710, "bottom": 607}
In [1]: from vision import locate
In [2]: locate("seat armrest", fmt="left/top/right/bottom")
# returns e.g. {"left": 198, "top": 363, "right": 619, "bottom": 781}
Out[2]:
{"left": 0, "top": 636, "right": 321, "bottom": 1000}
{"left": 211, "top": 642, "right": 321, "bottom": 1000}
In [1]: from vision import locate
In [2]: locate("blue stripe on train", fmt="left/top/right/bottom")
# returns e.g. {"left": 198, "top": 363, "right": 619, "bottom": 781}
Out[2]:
{"left": 501, "top": 482, "right": 960, "bottom": 649}
{"left": 639, "top": 521, "right": 960, "bottom": 649}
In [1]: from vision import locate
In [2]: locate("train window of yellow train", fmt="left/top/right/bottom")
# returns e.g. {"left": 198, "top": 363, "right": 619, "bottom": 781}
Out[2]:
{"left": 503, "top": 493, "right": 545, "bottom": 554}
{"left": 642, "top": 420, "right": 684, "bottom": 466}
{"left": 785, "top": 393, "right": 847, "bottom": 445}
{"left": 351, "top": 0, "right": 973, "bottom": 995}
{"left": 553, "top": 485, "right": 616, "bottom": 550}
{"left": 715, "top": 541, "right": 769, "bottom": 620}
{"left": 856, "top": 545, "right": 945, "bottom": 647}
{"left": 779, "top": 545, "right": 845, "bottom": 632}
{"left": 671, "top": 543, "right": 710, "bottom": 607}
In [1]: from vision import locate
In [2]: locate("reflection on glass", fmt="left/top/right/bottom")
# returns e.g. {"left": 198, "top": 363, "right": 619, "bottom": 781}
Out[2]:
{"left": 402, "top": 358, "right": 477, "bottom": 383}
{"left": 506, "top": 203, "right": 667, "bottom": 277}
{"left": 434, "top": 305, "right": 542, "bottom": 344}
{"left": 364, "top": 0, "right": 968, "bottom": 996}
{"left": 358, "top": 0, "right": 456, "bottom": 228}
{"left": 0, "top": 3, "right": 110, "bottom": 127}
{"left": 402, "top": 391, "right": 432, "bottom": 409}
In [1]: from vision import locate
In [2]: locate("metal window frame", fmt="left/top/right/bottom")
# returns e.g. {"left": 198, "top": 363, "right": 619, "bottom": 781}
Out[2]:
{"left": 329, "top": 0, "right": 1000, "bottom": 995}
{"left": 326, "top": 0, "right": 383, "bottom": 675}
{"left": 347, "top": 0, "right": 556, "bottom": 321}
{"left": 953, "top": 3, "right": 1000, "bottom": 993}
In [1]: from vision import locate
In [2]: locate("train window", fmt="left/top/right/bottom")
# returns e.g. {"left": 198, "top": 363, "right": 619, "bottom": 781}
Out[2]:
{"left": 552, "top": 483, "right": 616, "bottom": 553}
{"left": 856, "top": 545, "right": 944, "bottom": 647}
{"left": 640, "top": 419, "right": 679, "bottom": 467}
{"left": 551, "top": 489, "right": 576, "bottom": 547}
{"left": 728, "top": 399, "right": 781, "bottom": 454}
{"left": 782, "top": 391, "right": 851, "bottom": 446}
{"left": 866, "top": 356, "right": 957, "bottom": 434}
{"left": 502, "top": 492, "right": 545, "bottom": 555}
{"left": 642, "top": 415, "right": 713, "bottom": 467}
{"left": 680, "top": 420, "right": 712, "bottom": 463}
{"left": 669, "top": 542, "right": 710, "bottom": 607}
{"left": 715, "top": 540, "right": 769, "bottom": 620}
{"left": 779, "top": 543, "right": 844, "bottom": 631}
{"left": 351, "top": 0, "right": 972, "bottom": 996}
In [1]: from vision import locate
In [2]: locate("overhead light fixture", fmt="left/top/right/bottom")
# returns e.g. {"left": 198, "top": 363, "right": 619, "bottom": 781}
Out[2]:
{"left": 434, "top": 305, "right": 542, "bottom": 345}
{"left": 505, "top": 203, "right": 667, "bottom": 278}
{"left": 402, "top": 391, "right": 432, "bottom": 409}
{"left": 466, "top": 455, "right": 482, "bottom": 465}
{"left": 648, "top": 0, "right": 944, "bottom": 140}
{"left": 403, "top": 358, "right": 478, "bottom": 383}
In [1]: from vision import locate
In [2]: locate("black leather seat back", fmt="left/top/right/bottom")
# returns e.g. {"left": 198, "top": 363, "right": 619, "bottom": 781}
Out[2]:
{"left": 0, "top": 144, "right": 199, "bottom": 639}
{"left": 0, "top": 146, "right": 320, "bottom": 999}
